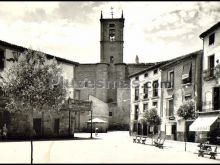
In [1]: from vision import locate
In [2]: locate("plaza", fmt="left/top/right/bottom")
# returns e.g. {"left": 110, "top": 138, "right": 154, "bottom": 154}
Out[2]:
{"left": 0, "top": 131, "right": 219, "bottom": 163}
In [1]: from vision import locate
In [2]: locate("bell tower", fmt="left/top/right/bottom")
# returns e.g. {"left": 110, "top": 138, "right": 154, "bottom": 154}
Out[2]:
{"left": 100, "top": 9, "right": 124, "bottom": 64}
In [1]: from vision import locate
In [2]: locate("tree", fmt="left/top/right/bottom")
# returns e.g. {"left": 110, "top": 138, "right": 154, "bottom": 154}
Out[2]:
{"left": 0, "top": 49, "right": 67, "bottom": 164}
{"left": 142, "top": 108, "right": 161, "bottom": 143}
{"left": 177, "top": 100, "right": 196, "bottom": 151}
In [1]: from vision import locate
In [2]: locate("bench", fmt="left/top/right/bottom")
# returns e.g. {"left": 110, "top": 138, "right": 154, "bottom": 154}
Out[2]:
{"left": 133, "top": 136, "right": 137, "bottom": 143}
{"left": 198, "top": 144, "right": 218, "bottom": 159}
{"left": 141, "top": 136, "right": 147, "bottom": 144}
{"left": 154, "top": 137, "right": 165, "bottom": 149}
{"left": 153, "top": 136, "right": 160, "bottom": 146}
{"left": 133, "top": 135, "right": 147, "bottom": 144}
{"left": 157, "top": 138, "right": 166, "bottom": 149}
{"left": 136, "top": 136, "right": 141, "bottom": 143}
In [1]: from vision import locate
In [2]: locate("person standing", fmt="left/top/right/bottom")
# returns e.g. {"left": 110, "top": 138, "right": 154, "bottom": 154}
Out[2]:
{"left": 95, "top": 127, "right": 99, "bottom": 136}
{"left": 2, "top": 124, "right": 7, "bottom": 140}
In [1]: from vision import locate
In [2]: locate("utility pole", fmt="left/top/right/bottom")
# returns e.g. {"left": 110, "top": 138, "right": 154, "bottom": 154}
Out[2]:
{"left": 68, "top": 97, "right": 71, "bottom": 137}
{"left": 90, "top": 101, "right": 93, "bottom": 139}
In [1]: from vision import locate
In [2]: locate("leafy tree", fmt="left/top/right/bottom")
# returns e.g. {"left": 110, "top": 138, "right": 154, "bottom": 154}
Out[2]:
{"left": 177, "top": 100, "right": 196, "bottom": 151}
{"left": 142, "top": 107, "right": 161, "bottom": 135}
{"left": 177, "top": 100, "right": 196, "bottom": 120}
{"left": 0, "top": 49, "right": 67, "bottom": 164}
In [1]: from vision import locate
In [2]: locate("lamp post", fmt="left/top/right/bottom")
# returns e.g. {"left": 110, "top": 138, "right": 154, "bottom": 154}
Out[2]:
{"left": 68, "top": 97, "right": 72, "bottom": 137}
{"left": 184, "top": 112, "right": 187, "bottom": 152}
{"left": 90, "top": 101, "right": 93, "bottom": 139}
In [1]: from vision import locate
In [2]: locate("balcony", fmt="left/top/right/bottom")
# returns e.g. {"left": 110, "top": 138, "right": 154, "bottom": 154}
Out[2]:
{"left": 203, "top": 68, "right": 215, "bottom": 81}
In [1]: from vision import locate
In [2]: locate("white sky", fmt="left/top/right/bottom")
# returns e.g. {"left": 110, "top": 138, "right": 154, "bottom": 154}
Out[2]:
{"left": 0, "top": 1, "right": 220, "bottom": 63}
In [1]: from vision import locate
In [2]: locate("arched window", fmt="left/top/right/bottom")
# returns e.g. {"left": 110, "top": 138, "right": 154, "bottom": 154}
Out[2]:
{"left": 110, "top": 56, "right": 114, "bottom": 63}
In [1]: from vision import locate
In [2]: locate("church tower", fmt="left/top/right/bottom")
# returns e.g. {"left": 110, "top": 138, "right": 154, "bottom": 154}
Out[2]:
{"left": 100, "top": 10, "right": 124, "bottom": 64}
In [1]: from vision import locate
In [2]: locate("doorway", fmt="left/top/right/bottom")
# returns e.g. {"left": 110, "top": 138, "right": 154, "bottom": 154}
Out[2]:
{"left": 54, "top": 118, "right": 60, "bottom": 135}
{"left": 171, "top": 124, "right": 177, "bottom": 140}
{"left": 213, "top": 87, "right": 220, "bottom": 110}
{"left": 186, "top": 121, "right": 195, "bottom": 142}
{"left": 33, "top": 118, "right": 42, "bottom": 137}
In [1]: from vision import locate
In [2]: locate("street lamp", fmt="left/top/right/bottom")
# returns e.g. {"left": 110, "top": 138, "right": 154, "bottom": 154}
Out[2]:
{"left": 90, "top": 101, "right": 93, "bottom": 139}
{"left": 68, "top": 97, "right": 72, "bottom": 137}
{"left": 184, "top": 111, "right": 187, "bottom": 152}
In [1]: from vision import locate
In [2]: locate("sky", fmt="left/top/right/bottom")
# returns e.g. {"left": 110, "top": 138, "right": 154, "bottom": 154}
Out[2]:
{"left": 0, "top": 1, "right": 220, "bottom": 64}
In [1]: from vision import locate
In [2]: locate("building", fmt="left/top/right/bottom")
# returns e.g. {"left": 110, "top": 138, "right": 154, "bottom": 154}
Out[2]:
{"left": 73, "top": 11, "right": 155, "bottom": 132}
{"left": 190, "top": 21, "right": 220, "bottom": 144}
{"left": 129, "top": 61, "right": 169, "bottom": 135}
{"left": 0, "top": 40, "right": 80, "bottom": 139}
{"left": 160, "top": 50, "right": 203, "bottom": 142}
{"left": 129, "top": 50, "right": 203, "bottom": 139}
{"left": 0, "top": 11, "right": 157, "bottom": 138}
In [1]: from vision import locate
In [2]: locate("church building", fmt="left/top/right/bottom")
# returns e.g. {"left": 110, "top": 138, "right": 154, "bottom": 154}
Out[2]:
{"left": 73, "top": 11, "right": 155, "bottom": 131}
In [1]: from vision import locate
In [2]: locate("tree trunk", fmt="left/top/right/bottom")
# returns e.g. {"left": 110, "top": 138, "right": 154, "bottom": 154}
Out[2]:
{"left": 31, "top": 139, "right": 33, "bottom": 164}
{"left": 42, "top": 111, "right": 44, "bottom": 137}
{"left": 184, "top": 120, "right": 187, "bottom": 152}
{"left": 30, "top": 107, "right": 34, "bottom": 164}
{"left": 142, "top": 123, "right": 144, "bottom": 136}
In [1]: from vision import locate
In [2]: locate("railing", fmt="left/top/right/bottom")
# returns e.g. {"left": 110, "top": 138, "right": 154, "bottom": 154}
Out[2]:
{"left": 203, "top": 68, "right": 215, "bottom": 81}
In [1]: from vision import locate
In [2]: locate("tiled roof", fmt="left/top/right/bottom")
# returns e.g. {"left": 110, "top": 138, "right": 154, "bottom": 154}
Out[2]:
{"left": 199, "top": 21, "right": 220, "bottom": 38}
{"left": 0, "top": 40, "right": 79, "bottom": 65}
{"left": 128, "top": 50, "right": 203, "bottom": 78}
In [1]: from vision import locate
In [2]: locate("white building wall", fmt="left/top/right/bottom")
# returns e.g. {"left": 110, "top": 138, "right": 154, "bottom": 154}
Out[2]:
{"left": 202, "top": 26, "right": 220, "bottom": 111}
{"left": 130, "top": 69, "right": 162, "bottom": 132}
{"left": 203, "top": 27, "right": 220, "bottom": 70}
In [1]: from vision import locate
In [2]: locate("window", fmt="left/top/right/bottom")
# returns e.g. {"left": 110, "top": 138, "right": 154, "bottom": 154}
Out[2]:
{"left": 143, "top": 83, "right": 148, "bottom": 99}
{"left": 74, "top": 90, "right": 80, "bottom": 100}
{"left": 143, "top": 103, "right": 148, "bottom": 112}
{"left": 110, "top": 56, "right": 114, "bottom": 63}
{"left": 12, "top": 51, "right": 20, "bottom": 62}
{"left": 134, "top": 105, "right": 139, "bottom": 120}
{"left": 153, "top": 80, "right": 159, "bottom": 97}
{"left": 167, "top": 99, "right": 174, "bottom": 116}
{"left": 182, "top": 63, "right": 192, "bottom": 84}
{"left": 209, "top": 33, "right": 215, "bottom": 45}
{"left": 135, "top": 76, "right": 139, "bottom": 80}
{"left": 168, "top": 71, "right": 174, "bottom": 88}
{"left": 185, "top": 94, "right": 192, "bottom": 101}
{"left": 109, "top": 24, "right": 115, "bottom": 27}
{"left": 109, "top": 29, "right": 115, "bottom": 41}
{"left": 154, "top": 69, "right": 158, "bottom": 74}
{"left": 152, "top": 101, "right": 158, "bottom": 108}
{"left": 109, "top": 112, "right": 113, "bottom": 116}
{"left": 0, "top": 50, "right": 5, "bottom": 70}
{"left": 144, "top": 72, "right": 148, "bottom": 77}
{"left": 135, "top": 86, "right": 139, "bottom": 101}
{"left": 85, "top": 81, "right": 88, "bottom": 87}
{"left": 208, "top": 55, "right": 215, "bottom": 77}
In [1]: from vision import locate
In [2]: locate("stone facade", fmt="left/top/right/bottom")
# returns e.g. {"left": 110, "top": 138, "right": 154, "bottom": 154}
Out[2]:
{"left": 160, "top": 51, "right": 203, "bottom": 142}
{"left": 73, "top": 12, "right": 155, "bottom": 131}
{"left": 0, "top": 40, "right": 78, "bottom": 139}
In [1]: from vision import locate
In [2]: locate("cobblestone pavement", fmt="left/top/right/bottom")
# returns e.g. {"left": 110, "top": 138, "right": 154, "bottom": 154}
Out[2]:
{"left": 0, "top": 131, "right": 219, "bottom": 163}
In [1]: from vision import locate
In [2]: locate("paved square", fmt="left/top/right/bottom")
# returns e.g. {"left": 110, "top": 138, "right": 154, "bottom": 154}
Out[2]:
{"left": 32, "top": 131, "right": 219, "bottom": 163}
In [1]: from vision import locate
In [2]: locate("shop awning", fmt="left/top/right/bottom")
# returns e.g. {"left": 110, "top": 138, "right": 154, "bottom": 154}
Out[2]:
{"left": 182, "top": 63, "right": 192, "bottom": 79}
{"left": 189, "top": 114, "right": 219, "bottom": 132}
